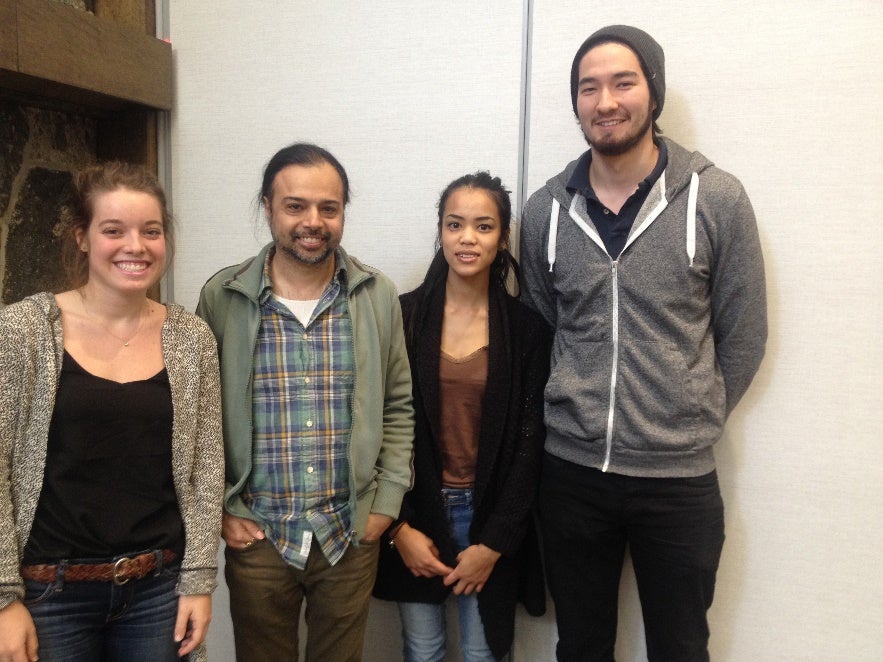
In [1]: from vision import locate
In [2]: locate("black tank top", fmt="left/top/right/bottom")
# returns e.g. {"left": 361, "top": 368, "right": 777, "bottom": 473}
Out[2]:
{"left": 23, "top": 351, "right": 184, "bottom": 562}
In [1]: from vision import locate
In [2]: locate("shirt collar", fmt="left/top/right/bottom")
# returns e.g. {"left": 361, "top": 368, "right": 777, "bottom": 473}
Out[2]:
{"left": 259, "top": 246, "right": 349, "bottom": 304}
{"left": 566, "top": 139, "right": 668, "bottom": 197}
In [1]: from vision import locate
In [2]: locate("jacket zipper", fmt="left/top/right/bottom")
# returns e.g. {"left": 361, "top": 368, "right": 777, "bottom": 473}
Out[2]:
{"left": 344, "top": 277, "right": 369, "bottom": 542}
{"left": 550, "top": 172, "right": 673, "bottom": 471}
{"left": 603, "top": 260, "right": 619, "bottom": 472}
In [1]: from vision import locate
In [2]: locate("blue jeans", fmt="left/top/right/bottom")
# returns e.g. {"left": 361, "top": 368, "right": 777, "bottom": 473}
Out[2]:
{"left": 23, "top": 557, "right": 180, "bottom": 662}
{"left": 539, "top": 453, "right": 725, "bottom": 662}
{"left": 398, "top": 488, "right": 496, "bottom": 662}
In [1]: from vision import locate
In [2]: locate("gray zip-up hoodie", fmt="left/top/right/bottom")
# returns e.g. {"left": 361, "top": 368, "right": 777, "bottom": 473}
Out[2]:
{"left": 520, "top": 138, "right": 766, "bottom": 478}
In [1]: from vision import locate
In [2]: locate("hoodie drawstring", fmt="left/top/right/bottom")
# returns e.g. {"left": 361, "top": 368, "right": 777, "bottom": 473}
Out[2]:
{"left": 548, "top": 198, "right": 560, "bottom": 272}
{"left": 546, "top": 170, "right": 700, "bottom": 270}
{"left": 686, "top": 172, "right": 698, "bottom": 267}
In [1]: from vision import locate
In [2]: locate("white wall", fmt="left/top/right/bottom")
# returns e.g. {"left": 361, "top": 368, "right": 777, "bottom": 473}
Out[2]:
{"left": 169, "top": 1, "right": 883, "bottom": 660}
{"left": 169, "top": 0, "right": 525, "bottom": 308}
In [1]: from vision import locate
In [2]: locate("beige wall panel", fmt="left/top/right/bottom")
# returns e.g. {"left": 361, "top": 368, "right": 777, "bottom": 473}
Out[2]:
{"left": 170, "top": 1, "right": 525, "bottom": 311}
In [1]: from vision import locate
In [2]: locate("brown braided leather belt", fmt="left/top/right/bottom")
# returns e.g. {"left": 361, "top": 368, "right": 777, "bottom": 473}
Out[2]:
{"left": 20, "top": 550, "right": 176, "bottom": 586}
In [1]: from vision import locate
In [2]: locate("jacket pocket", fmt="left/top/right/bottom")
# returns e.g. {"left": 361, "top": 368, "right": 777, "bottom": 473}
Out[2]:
{"left": 615, "top": 339, "right": 701, "bottom": 452}
{"left": 544, "top": 340, "right": 611, "bottom": 443}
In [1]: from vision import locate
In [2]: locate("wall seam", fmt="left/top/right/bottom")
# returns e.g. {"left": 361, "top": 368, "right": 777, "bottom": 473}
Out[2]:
{"left": 515, "top": 0, "right": 534, "bottom": 247}
{"left": 156, "top": 0, "right": 174, "bottom": 303}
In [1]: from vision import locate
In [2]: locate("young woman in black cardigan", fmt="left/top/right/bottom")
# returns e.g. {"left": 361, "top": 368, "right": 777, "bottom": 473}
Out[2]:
{"left": 373, "top": 172, "right": 550, "bottom": 661}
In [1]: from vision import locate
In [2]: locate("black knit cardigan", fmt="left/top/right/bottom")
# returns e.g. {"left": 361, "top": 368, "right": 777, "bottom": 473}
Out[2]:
{"left": 373, "top": 280, "right": 550, "bottom": 659}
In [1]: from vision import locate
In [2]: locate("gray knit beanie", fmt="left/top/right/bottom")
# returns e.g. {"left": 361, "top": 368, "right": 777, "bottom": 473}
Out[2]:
{"left": 570, "top": 25, "right": 665, "bottom": 119}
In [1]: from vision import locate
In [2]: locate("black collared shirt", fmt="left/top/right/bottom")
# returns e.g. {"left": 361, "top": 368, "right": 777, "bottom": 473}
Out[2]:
{"left": 566, "top": 140, "right": 668, "bottom": 259}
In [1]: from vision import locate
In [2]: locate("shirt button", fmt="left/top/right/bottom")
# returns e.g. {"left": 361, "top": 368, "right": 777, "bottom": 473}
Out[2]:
{"left": 603, "top": 208, "right": 610, "bottom": 215}
{"left": 306, "top": 420, "right": 313, "bottom": 427}
{"left": 304, "top": 377, "right": 311, "bottom": 384}
{"left": 302, "top": 333, "right": 308, "bottom": 340}
{"left": 307, "top": 466, "right": 314, "bottom": 474}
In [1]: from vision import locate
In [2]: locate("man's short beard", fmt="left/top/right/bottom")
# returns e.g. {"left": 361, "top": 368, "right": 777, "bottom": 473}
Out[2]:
{"left": 273, "top": 228, "right": 336, "bottom": 266}
{"left": 279, "top": 243, "right": 333, "bottom": 265}
{"left": 584, "top": 103, "right": 655, "bottom": 156}
{"left": 587, "top": 127, "right": 648, "bottom": 156}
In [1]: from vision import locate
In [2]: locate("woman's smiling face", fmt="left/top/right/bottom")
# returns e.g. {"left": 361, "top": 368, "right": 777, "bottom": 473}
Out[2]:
{"left": 440, "top": 187, "right": 504, "bottom": 285}
{"left": 76, "top": 187, "right": 167, "bottom": 293}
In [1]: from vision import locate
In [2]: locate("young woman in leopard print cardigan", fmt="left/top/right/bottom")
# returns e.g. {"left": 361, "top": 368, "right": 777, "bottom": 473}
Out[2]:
{"left": 0, "top": 163, "right": 223, "bottom": 662}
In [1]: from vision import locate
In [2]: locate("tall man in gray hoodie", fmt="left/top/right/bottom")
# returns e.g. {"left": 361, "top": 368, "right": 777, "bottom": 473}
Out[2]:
{"left": 520, "top": 25, "right": 767, "bottom": 661}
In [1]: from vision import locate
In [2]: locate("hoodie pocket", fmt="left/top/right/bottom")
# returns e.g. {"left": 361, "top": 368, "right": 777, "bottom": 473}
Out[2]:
{"left": 616, "top": 339, "right": 701, "bottom": 452}
{"left": 544, "top": 340, "right": 611, "bottom": 442}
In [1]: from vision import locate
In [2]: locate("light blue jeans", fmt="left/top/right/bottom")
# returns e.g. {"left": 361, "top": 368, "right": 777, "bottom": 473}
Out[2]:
{"left": 398, "top": 488, "right": 497, "bottom": 662}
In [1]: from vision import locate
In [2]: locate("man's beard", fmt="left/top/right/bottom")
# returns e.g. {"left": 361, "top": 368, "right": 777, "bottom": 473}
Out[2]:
{"left": 277, "top": 231, "right": 335, "bottom": 265}
{"left": 585, "top": 107, "right": 653, "bottom": 157}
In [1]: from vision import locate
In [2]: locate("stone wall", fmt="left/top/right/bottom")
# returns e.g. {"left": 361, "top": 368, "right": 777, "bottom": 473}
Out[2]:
{"left": 0, "top": 99, "right": 97, "bottom": 304}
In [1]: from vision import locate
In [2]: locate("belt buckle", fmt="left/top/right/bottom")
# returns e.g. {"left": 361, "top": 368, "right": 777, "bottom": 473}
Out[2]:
{"left": 113, "top": 556, "right": 133, "bottom": 585}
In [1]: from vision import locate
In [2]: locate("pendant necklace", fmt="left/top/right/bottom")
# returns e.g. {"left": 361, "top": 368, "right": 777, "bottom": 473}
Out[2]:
{"left": 80, "top": 294, "right": 149, "bottom": 348}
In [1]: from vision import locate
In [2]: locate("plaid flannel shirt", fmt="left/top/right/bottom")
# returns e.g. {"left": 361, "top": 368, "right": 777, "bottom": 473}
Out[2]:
{"left": 242, "top": 253, "right": 355, "bottom": 568}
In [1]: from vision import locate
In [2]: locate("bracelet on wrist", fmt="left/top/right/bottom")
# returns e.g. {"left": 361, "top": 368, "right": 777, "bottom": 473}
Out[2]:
{"left": 387, "top": 522, "right": 405, "bottom": 548}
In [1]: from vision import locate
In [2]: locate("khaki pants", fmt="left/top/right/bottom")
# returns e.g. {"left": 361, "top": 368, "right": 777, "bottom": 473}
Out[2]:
{"left": 224, "top": 536, "right": 380, "bottom": 662}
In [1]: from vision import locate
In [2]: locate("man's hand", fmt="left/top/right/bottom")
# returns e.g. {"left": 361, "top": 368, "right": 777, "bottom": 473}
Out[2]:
{"left": 174, "top": 594, "right": 211, "bottom": 657}
{"left": 0, "top": 601, "right": 38, "bottom": 662}
{"left": 221, "top": 512, "right": 265, "bottom": 550}
{"left": 443, "top": 544, "right": 501, "bottom": 595}
{"left": 393, "top": 523, "right": 455, "bottom": 578}
{"left": 361, "top": 513, "right": 393, "bottom": 543}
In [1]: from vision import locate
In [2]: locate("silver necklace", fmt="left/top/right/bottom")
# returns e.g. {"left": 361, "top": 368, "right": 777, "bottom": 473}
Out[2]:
{"left": 80, "top": 294, "right": 149, "bottom": 348}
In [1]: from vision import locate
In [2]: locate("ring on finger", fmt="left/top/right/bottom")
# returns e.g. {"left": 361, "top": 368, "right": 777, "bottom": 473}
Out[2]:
{"left": 243, "top": 538, "right": 256, "bottom": 549}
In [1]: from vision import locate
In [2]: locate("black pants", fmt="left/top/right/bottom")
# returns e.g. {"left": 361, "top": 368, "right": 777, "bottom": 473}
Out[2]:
{"left": 539, "top": 452, "right": 725, "bottom": 662}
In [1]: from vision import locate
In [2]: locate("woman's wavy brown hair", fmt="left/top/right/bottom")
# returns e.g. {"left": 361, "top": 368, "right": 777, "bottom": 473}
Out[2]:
{"left": 60, "top": 161, "right": 174, "bottom": 289}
